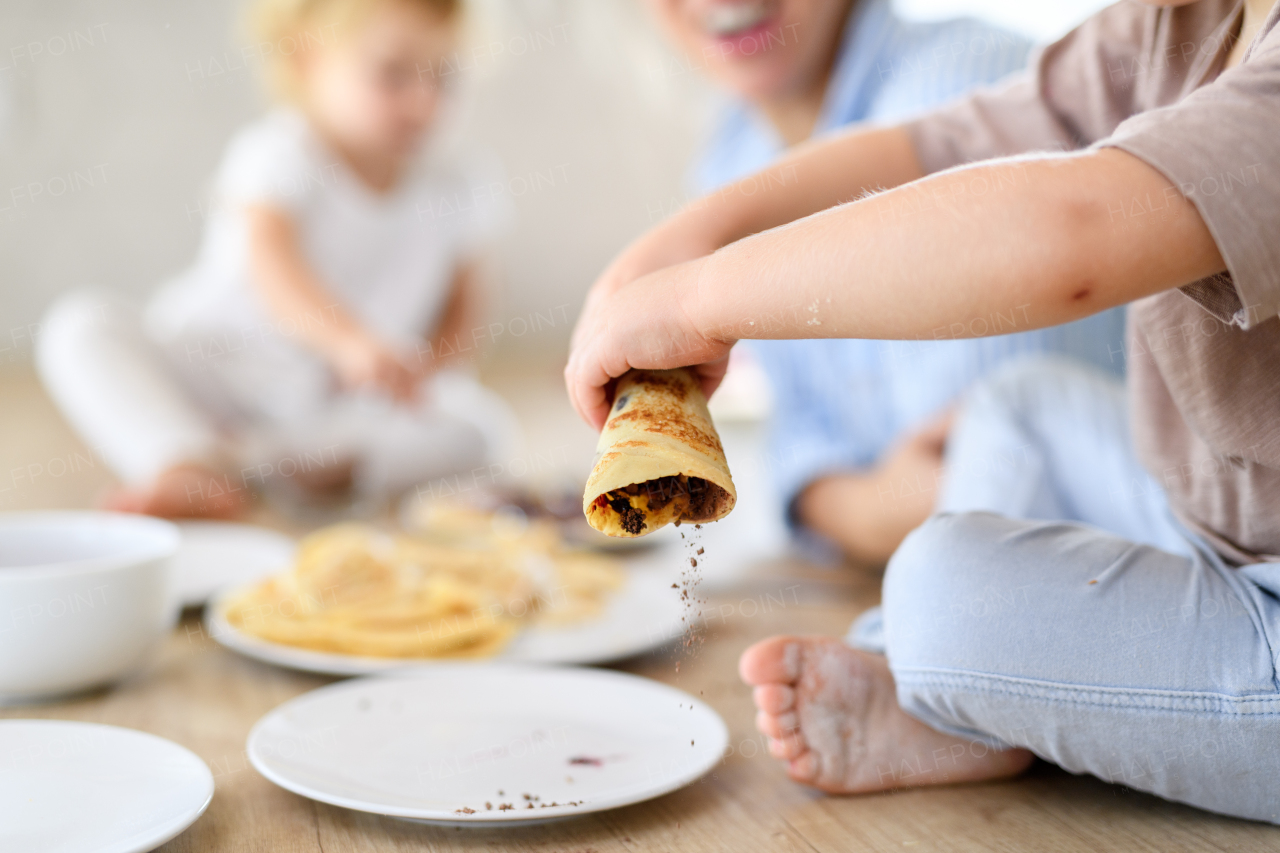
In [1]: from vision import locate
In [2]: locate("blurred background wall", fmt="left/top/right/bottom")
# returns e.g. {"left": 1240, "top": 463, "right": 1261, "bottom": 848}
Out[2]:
{"left": 0, "top": 0, "right": 1111, "bottom": 367}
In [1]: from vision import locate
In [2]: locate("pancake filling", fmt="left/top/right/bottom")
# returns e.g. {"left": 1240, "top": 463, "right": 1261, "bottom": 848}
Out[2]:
{"left": 595, "top": 475, "right": 731, "bottom": 535}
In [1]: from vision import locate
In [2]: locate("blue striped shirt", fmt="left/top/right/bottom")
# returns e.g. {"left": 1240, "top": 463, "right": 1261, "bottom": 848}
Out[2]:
{"left": 693, "top": 0, "right": 1128, "bottom": 527}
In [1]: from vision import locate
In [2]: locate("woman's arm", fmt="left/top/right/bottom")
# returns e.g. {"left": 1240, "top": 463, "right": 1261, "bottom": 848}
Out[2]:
{"left": 798, "top": 413, "right": 952, "bottom": 567}
{"left": 566, "top": 148, "right": 1225, "bottom": 428}
{"left": 245, "top": 205, "right": 419, "bottom": 401}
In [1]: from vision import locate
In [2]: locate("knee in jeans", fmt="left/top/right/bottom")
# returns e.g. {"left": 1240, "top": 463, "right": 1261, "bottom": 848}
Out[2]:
{"left": 887, "top": 512, "right": 989, "bottom": 600}
{"left": 883, "top": 512, "right": 1023, "bottom": 670}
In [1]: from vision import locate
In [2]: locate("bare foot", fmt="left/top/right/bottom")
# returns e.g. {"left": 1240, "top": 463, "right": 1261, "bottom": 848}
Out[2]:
{"left": 289, "top": 455, "right": 355, "bottom": 498}
{"left": 102, "top": 463, "right": 250, "bottom": 520}
{"left": 739, "top": 636, "right": 1033, "bottom": 793}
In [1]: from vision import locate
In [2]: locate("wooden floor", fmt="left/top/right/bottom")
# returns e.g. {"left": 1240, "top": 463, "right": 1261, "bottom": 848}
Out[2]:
{"left": 3, "top": 362, "right": 1278, "bottom": 852}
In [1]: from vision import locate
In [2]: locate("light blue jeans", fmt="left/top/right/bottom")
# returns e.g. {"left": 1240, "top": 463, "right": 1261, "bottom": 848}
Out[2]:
{"left": 850, "top": 356, "right": 1280, "bottom": 824}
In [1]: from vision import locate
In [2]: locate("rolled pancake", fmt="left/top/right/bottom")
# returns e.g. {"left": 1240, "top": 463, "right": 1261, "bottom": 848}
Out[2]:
{"left": 582, "top": 368, "right": 736, "bottom": 537}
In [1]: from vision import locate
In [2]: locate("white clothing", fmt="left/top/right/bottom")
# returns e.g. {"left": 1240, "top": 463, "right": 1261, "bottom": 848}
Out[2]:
{"left": 144, "top": 108, "right": 502, "bottom": 426}
{"left": 37, "top": 292, "right": 510, "bottom": 498}
{"left": 37, "top": 109, "right": 515, "bottom": 496}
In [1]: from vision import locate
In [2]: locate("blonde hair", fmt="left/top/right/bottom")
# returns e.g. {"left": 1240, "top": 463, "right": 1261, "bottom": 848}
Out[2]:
{"left": 249, "top": 0, "right": 462, "bottom": 101}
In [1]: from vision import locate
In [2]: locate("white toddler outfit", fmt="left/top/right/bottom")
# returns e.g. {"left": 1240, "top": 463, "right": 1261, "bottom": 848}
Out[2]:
{"left": 38, "top": 108, "right": 516, "bottom": 498}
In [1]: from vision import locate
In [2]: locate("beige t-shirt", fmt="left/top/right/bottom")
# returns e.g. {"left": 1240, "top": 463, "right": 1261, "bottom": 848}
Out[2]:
{"left": 906, "top": 0, "right": 1280, "bottom": 562}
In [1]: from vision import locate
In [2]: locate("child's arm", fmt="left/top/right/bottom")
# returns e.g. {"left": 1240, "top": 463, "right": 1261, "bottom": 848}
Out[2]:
{"left": 245, "top": 205, "right": 419, "bottom": 402}
{"left": 417, "top": 260, "right": 486, "bottom": 374}
{"left": 566, "top": 147, "right": 1225, "bottom": 428}
{"left": 573, "top": 126, "right": 924, "bottom": 349}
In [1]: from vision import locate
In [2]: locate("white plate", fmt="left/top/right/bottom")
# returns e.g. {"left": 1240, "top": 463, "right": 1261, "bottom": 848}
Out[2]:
{"left": 205, "top": 562, "right": 689, "bottom": 675}
{"left": 175, "top": 521, "right": 295, "bottom": 607}
{"left": 0, "top": 720, "right": 214, "bottom": 853}
{"left": 247, "top": 665, "right": 727, "bottom": 825}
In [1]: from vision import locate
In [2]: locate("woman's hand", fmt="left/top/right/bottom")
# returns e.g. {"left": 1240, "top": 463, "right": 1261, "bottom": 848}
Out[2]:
{"left": 795, "top": 411, "right": 954, "bottom": 566}
{"left": 565, "top": 257, "right": 733, "bottom": 430}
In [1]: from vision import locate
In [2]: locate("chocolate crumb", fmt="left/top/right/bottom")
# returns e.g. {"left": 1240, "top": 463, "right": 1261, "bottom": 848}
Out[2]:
{"left": 485, "top": 802, "right": 492, "bottom": 810}
{"left": 499, "top": 803, "right": 513, "bottom": 811}
{"left": 607, "top": 494, "right": 646, "bottom": 535}
{"left": 497, "top": 789, "right": 504, "bottom": 796}
{"left": 689, "top": 558, "right": 697, "bottom": 567}
{"left": 455, "top": 807, "right": 475, "bottom": 814}
{"left": 1088, "top": 579, "right": 1098, "bottom": 585}
{"left": 696, "top": 547, "right": 704, "bottom": 555}
{"left": 671, "top": 583, "right": 678, "bottom": 588}
{"left": 569, "top": 756, "right": 603, "bottom": 766}
{"left": 526, "top": 803, "right": 534, "bottom": 810}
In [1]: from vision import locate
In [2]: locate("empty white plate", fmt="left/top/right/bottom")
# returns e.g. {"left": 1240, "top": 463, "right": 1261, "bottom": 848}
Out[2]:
{"left": 175, "top": 521, "right": 295, "bottom": 607}
{"left": 247, "top": 665, "right": 728, "bottom": 825}
{"left": 0, "top": 720, "right": 214, "bottom": 853}
{"left": 206, "top": 562, "right": 690, "bottom": 675}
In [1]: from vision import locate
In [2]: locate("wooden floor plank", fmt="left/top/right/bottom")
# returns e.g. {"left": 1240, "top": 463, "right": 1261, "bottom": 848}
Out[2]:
{"left": 5, "top": 364, "right": 1280, "bottom": 851}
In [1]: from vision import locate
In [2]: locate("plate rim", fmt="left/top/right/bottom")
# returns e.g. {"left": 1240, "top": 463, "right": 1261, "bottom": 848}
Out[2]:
{"left": 203, "top": 566, "right": 686, "bottom": 675}
{"left": 174, "top": 520, "right": 297, "bottom": 607}
{"left": 245, "top": 664, "right": 729, "bottom": 824}
{"left": 0, "top": 719, "right": 215, "bottom": 853}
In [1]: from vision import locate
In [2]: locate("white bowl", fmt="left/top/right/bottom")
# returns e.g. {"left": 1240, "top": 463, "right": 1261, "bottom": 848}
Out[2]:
{"left": 0, "top": 511, "right": 181, "bottom": 704}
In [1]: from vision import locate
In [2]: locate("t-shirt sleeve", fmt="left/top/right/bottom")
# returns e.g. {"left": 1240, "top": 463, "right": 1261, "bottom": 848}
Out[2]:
{"left": 1101, "top": 27, "right": 1280, "bottom": 328}
{"left": 214, "top": 111, "right": 327, "bottom": 215}
{"left": 905, "top": 3, "right": 1152, "bottom": 172}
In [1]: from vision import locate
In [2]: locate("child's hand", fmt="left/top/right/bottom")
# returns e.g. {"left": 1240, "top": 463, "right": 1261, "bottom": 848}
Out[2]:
{"left": 570, "top": 216, "right": 721, "bottom": 355}
{"left": 330, "top": 332, "right": 420, "bottom": 403}
{"left": 565, "top": 257, "right": 732, "bottom": 430}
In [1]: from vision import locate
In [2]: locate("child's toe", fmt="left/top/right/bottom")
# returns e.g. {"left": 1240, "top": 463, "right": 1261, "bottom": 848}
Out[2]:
{"left": 739, "top": 636, "right": 802, "bottom": 686}
{"left": 753, "top": 684, "right": 795, "bottom": 714}
{"left": 769, "top": 732, "right": 806, "bottom": 760}
{"left": 756, "top": 710, "right": 798, "bottom": 738}
{"left": 787, "top": 750, "right": 820, "bottom": 782}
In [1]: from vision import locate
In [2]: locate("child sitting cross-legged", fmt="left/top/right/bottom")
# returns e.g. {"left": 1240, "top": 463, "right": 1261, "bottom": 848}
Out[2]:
{"left": 38, "top": 0, "right": 513, "bottom": 518}
{"left": 568, "top": 0, "right": 1280, "bottom": 824}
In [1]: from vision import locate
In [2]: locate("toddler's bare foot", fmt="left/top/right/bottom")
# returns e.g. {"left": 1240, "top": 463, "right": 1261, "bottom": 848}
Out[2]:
{"left": 102, "top": 463, "right": 249, "bottom": 520}
{"left": 289, "top": 456, "right": 355, "bottom": 498}
{"left": 739, "top": 636, "right": 1033, "bottom": 793}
